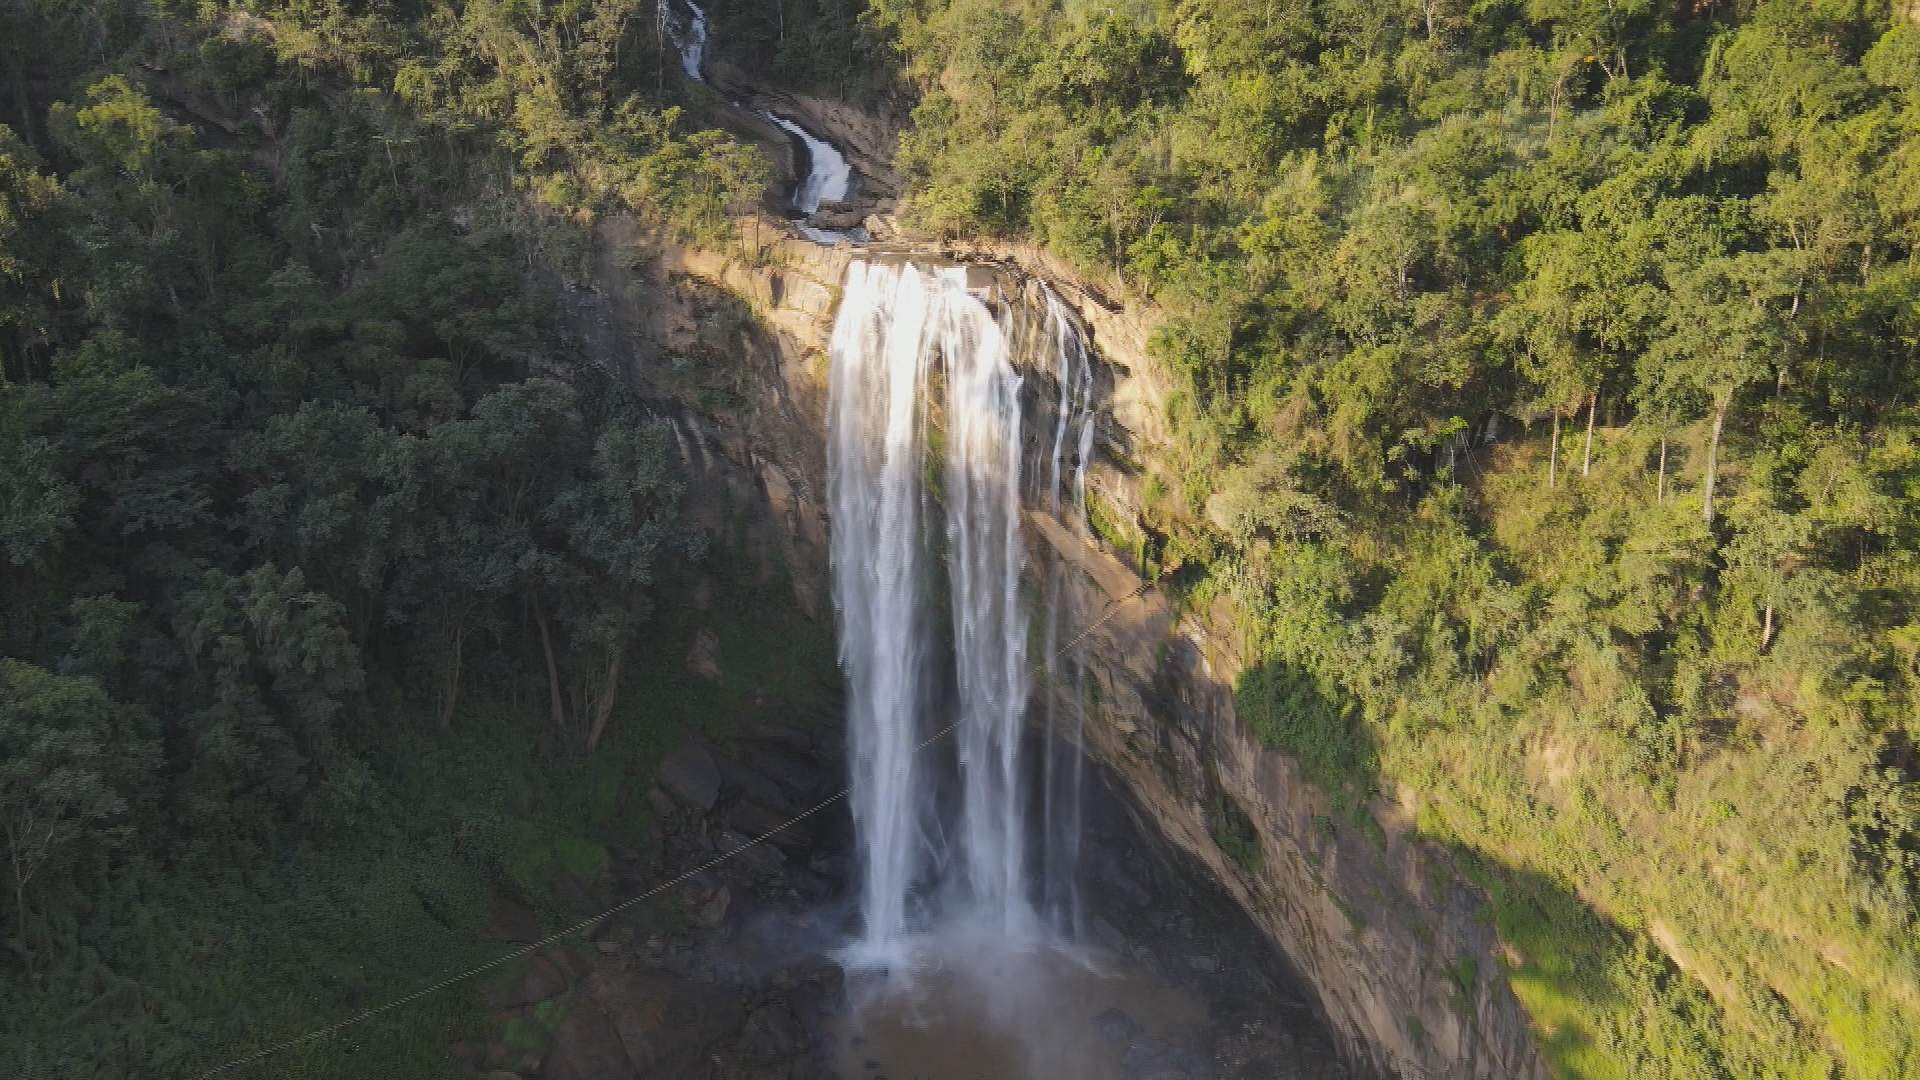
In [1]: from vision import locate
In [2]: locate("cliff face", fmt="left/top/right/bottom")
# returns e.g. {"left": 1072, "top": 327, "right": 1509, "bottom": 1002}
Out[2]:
{"left": 575, "top": 217, "right": 1549, "bottom": 1080}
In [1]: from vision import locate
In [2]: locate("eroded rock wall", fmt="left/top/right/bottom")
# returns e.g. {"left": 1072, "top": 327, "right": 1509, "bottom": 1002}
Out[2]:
{"left": 575, "top": 215, "right": 1549, "bottom": 1080}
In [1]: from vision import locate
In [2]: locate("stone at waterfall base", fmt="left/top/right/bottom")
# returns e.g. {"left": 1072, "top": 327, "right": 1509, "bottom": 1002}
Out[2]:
{"left": 658, "top": 742, "right": 721, "bottom": 810}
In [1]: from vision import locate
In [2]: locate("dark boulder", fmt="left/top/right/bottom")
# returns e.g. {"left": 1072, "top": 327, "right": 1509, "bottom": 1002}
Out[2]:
{"left": 659, "top": 742, "right": 722, "bottom": 810}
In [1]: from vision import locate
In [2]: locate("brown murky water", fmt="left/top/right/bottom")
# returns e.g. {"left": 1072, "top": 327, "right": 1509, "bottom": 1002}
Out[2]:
{"left": 833, "top": 933, "right": 1207, "bottom": 1080}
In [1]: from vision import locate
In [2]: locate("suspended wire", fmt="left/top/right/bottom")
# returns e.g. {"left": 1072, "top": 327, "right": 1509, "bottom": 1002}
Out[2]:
{"left": 195, "top": 570, "right": 1157, "bottom": 1078}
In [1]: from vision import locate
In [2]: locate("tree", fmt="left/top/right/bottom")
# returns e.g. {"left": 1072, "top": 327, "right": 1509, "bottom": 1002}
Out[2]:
{"left": 0, "top": 125, "right": 64, "bottom": 386}
{"left": 1498, "top": 230, "right": 1595, "bottom": 490}
{"left": 422, "top": 379, "right": 582, "bottom": 733}
{"left": 1722, "top": 503, "right": 1809, "bottom": 653}
{"left": 549, "top": 415, "right": 691, "bottom": 749}
{"left": 171, "top": 565, "right": 365, "bottom": 836}
{"left": 1645, "top": 251, "right": 1798, "bottom": 524}
{"left": 0, "top": 661, "right": 149, "bottom": 980}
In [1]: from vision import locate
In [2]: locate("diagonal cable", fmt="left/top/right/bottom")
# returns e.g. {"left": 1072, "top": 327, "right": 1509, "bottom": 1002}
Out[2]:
{"left": 197, "top": 571, "right": 1154, "bottom": 1078}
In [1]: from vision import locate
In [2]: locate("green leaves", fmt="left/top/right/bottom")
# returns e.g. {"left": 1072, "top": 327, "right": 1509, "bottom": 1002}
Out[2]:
{"left": 0, "top": 659, "right": 155, "bottom": 972}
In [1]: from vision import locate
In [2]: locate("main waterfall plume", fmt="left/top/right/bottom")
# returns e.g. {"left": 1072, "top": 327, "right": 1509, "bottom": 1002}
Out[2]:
{"left": 828, "top": 260, "right": 1094, "bottom": 958}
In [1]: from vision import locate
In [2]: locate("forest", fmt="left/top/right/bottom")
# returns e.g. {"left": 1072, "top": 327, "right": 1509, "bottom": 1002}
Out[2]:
{"left": 2, "top": 0, "right": 1917, "bottom": 1078}
{"left": 0, "top": 1, "right": 782, "bottom": 1076}
{"left": 847, "top": 0, "right": 1920, "bottom": 1076}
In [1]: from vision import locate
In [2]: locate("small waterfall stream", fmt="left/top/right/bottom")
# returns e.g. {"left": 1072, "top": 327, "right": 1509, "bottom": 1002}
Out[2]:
{"left": 674, "top": 0, "right": 707, "bottom": 81}
{"left": 669, "top": 0, "right": 858, "bottom": 241}
{"left": 762, "top": 112, "right": 852, "bottom": 214}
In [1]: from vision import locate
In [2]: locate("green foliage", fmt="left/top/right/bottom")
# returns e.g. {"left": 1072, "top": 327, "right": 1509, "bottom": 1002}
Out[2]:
{"left": 1209, "top": 792, "right": 1265, "bottom": 874}
{"left": 870, "top": 0, "right": 1920, "bottom": 1076}
{"left": 0, "top": 2, "right": 801, "bottom": 1075}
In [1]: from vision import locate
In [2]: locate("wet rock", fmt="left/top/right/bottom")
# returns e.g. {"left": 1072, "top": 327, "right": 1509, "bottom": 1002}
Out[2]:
{"left": 811, "top": 202, "right": 866, "bottom": 229}
{"left": 747, "top": 721, "right": 814, "bottom": 750}
{"left": 695, "top": 883, "right": 731, "bottom": 927}
{"left": 782, "top": 867, "right": 834, "bottom": 902}
{"left": 1188, "top": 955, "right": 1219, "bottom": 973}
{"left": 1093, "top": 854, "right": 1154, "bottom": 909}
{"left": 686, "top": 627, "right": 723, "bottom": 682}
{"left": 659, "top": 742, "right": 721, "bottom": 810}
{"left": 746, "top": 744, "right": 831, "bottom": 798}
{"left": 1095, "top": 1007, "right": 1142, "bottom": 1044}
{"left": 740, "top": 1002, "right": 810, "bottom": 1063}
{"left": 1132, "top": 943, "right": 1159, "bottom": 970}
{"left": 1124, "top": 1036, "right": 1201, "bottom": 1080}
{"left": 773, "top": 957, "right": 845, "bottom": 999}
{"left": 588, "top": 970, "right": 746, "bottom": 1073}
{"left": 808, "top": 852, "right": 850, "bottom": 881}
{"left": 539, "top": 1003, "right": 628, "bottom": 1080}
{"left": 717, "top": 829, "right": 789, "bottom": 875}
{"left": 551, "top": 871, "right": 604, "bottom": 914}
{"left": 645, "top": 784, "right": 677, "bottom": 819}
{"left": 493, "top": 953, "right": 572, "bottom": 1008}
{"left": 484, "top": 892, "right": 543, "bottom": 944}
{"left": 718, "top": 753, "right": 804, "bottom": 814}
{"left": 727, "top": 798, "right": 799, "bottom": 845}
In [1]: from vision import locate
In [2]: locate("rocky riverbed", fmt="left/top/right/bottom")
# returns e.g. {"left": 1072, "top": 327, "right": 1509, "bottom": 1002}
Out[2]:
{"left": 449, "top": 723, "right": 1350, "bottom": 1080}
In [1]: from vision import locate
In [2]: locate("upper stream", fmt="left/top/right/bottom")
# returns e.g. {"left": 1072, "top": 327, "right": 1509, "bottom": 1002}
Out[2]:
{"left": 672, "top": 0, "right": 858, "bottom": 238}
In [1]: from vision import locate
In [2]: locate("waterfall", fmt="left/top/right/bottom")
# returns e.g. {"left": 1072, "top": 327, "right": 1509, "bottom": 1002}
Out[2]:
{"left": 941, "top": 269, "right": 1030, "bottom": 935}
{"left": 829, "top": 262, "right": 937, "bottom": 949}
{"left": 674, "top": 0, "right": 708, "bottom": 82}
{"left": 1037, "top": 288, "right": 1095, "bottom": 935}
{"left": 762, "top": 112, "right": 852, "bottom": 215}
{"left": 830, "top": 261, "right": 1097, "bottom": 957}
{"left": 669, "top": 0, "right": 851, "bottom": 239}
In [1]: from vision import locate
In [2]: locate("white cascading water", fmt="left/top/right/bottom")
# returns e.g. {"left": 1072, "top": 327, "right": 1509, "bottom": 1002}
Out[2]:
{"left": 941, "top": 266, "right": 1032, "bottom": 935}
{"left": 675, "top": 0, "right": 707, "bottom": 81}
{"left": 763, "top": 112, "right": 852, "bottom": 215}
{"left": 829, "top": 261, "right": 1096, "bottom": 958}
{"left": 829, "top": 261, "right": 937, "bottom": 949}
{"left": 1037, "top": 288, "right": 1096, "bottom": 934}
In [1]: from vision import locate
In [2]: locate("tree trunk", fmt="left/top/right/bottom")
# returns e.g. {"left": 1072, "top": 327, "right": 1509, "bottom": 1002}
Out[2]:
{"left": 13, "top": 879, "right": 27, "bottom": 983}
{"left": 1703, "top": 391, "right": 1730, "bottom": 525}
{"left": 1548, "top": 410, "right": 1561, "bottom": 490}
{"left": 1657, "top": 436, "right": 1668, "bottom": 504}
{"left": 586, "top": 644, "right": 626, "bottom": 751}
{"left": 1583, "top": 391, "right": 1597, "bottom": 477}
{"left": 7, "top": 822, "right": 31, "bottom": 984}
{"left": 439, "top": 620, "right": 465, "bottom": 730}
{"left": 532, "top": 594, "right": 566, "bottom": 731}
{"left": 1760, "top": 603, "right": 1775, "bottom": 652}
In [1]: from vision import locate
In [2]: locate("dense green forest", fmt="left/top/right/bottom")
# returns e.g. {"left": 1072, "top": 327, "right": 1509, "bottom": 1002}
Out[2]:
{"left": 5, "top": 0, "right": 1919, "bottom": 1078}
{"left": 0, "top": 2, "right": 792, "bottom": 1077}
{"left": 845, "top": 0, "right": 1920, "bottom": 1076}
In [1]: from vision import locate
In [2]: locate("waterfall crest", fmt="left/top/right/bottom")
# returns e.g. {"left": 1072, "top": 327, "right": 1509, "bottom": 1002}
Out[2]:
{"left": 828, "top": 260, "right": 1096, "bottom": 960}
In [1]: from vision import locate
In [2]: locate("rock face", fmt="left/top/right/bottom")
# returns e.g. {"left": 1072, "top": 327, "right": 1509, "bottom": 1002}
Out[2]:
{"left": 569, "top": 214, "right": 1547, "bottom": 1078}
{"left": 658, "top": 742, "right": 722, "bottom": 811}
